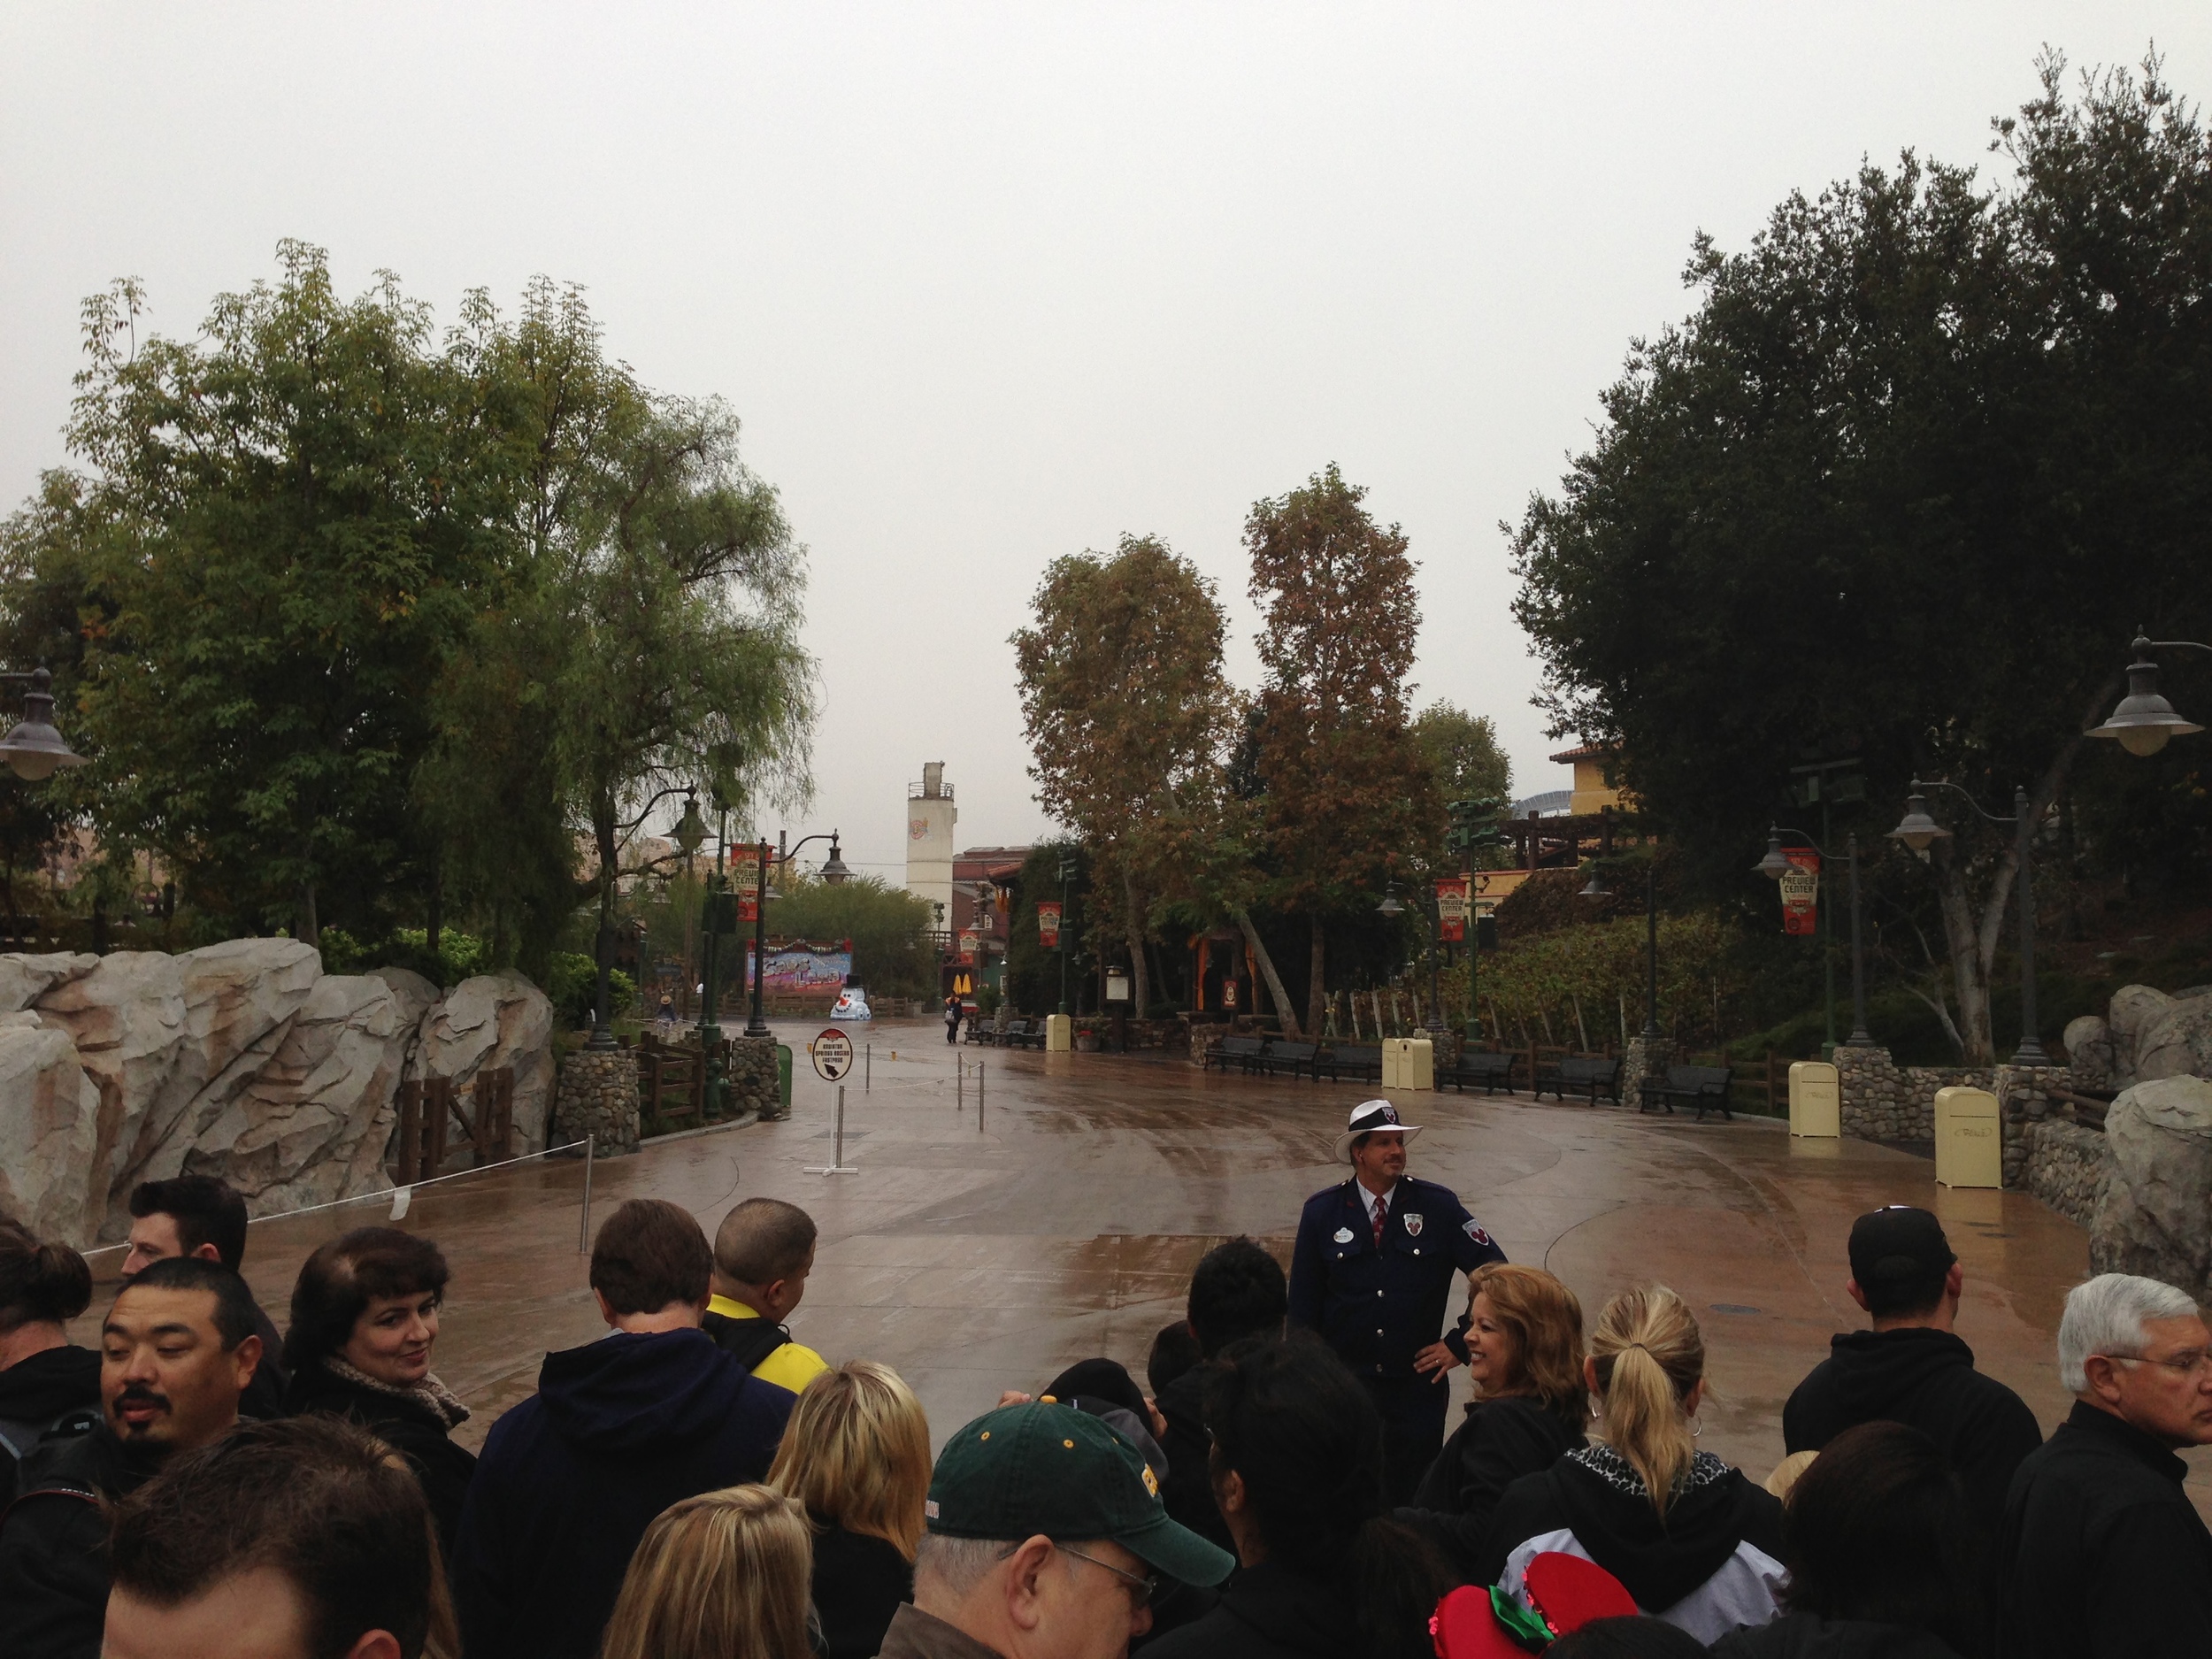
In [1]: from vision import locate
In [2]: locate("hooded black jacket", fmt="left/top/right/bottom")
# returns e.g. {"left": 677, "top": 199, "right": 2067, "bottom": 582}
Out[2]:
{"left": 286, "top": 1361, "right": 478, "bottom": 1562}
{"left": 0, "top": 1426, "right": 170, "bottom": 1659}
{"left": 1783, "top": 1327, "right": 2040, "bottom": 1530}
{"left": 449, "top": 1327, "right": 795, "bottom": 1659}
{"left": 0, "top": 1347, "right": 100, "bottom": 1503}
{"left": 1156, "top": 1365, "right": 1233, "bottom": 1552}
{"left": 1477, "top": 1446, "right": 1787, "bottom": 1644}
{"left": 1142, "top": 1560, "right": 1359, "bottom": 1659}
{"left": 1403, "top": 1393, "right": 1585, "bottom": 1579}
{"left": 1998, "top": 1399, "right": 2212, "bottom": 1659}
{"left": 1709, "top": 1613, "right": 1962, "bottom": 1659}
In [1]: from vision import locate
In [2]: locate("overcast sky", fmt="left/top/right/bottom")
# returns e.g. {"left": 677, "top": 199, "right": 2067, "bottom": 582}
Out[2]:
{"left": 5, "top": 5, "right": 2209, "bottom": 881}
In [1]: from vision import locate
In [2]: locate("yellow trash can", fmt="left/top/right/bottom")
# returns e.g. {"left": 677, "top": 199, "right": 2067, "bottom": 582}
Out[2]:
{"left": 1933, "top": 1086, "right": 2001, "bottom": 1188}
{"left": 1044, "top": 1013, "right": 1072, "bottom": 1054}
{"left": 1788, "top": 1060, "right": 1839, "bottom": 1138}
{"left": 1382, "top": 1038, "right": 1434, "bottom": 1091}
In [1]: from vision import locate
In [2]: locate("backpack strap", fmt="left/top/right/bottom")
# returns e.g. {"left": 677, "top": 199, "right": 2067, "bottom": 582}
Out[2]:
{"left": 710, "top": 1315, "right": 793, "bottom": 1375}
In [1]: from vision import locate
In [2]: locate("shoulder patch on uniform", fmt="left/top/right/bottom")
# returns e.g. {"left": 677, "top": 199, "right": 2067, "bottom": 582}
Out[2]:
{"left": 1463, "top": 1219, "right": 1493, "bottom": 1247}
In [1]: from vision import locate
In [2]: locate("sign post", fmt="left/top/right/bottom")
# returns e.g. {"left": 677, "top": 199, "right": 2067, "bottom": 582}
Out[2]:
{"left": 804, "top": 1028, "right": 858, "bottom": 1175}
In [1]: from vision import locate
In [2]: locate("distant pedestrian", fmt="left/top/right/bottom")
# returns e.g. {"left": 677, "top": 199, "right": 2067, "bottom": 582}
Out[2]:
{"left": 0, "top": 1220, "right": 98, "bottom": 1504}
{"left": 102, "top": 1414, "right": 454, "bottom": 1659}
{"left": 1709, "top": 1420, "right": 1984, "bottom": 1659}
{"left": 282, "top": 1226, "right": 476, "bottom": 1561}
{"left": 703, "top": 1198, "right": 830, "bottom": 1397}
{"left": 944, "top": 993, "right": 961, "bottom": 1044}
{"left": 1479, "top": 1286, "right": 1786, "bottom": 1642}
{"left": 0, "top": 1258, "right": 262, "bottom": 1659}
{"left": 657, "top": 992, "right": 677, "bottom": 1031}
{"left": 1404, "top": 1263, "right": 1589, "bottom": 1578}
{"left": 768, "top": 1362, "right": 931, "bottom": 1659}
{"left": 1288, "top": 1100, "right": 1507, "bottom": 1502}
{"left": 1783, "top": 1206, "right": 2039, "bottom": 1533}
{"left": 450, "top": 1198, "right": 797, "bottom": 1659}
{"left": 598, "top": 1485, "right": 814, "bottom": 1659}
{"left": 121, "top": 1176, "right": 288, "bottom": 1418}
{"left": 1156, "top": 1237, "right": 1287, "bottom": 1552}
{"left": 1998, "top": 1271, "right": 2212, "bottom": 1658}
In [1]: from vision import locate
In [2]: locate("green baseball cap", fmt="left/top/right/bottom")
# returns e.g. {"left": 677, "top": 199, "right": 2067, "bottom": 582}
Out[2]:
{"left": 926, "top": 1402, "right": 1235, "bottom": 1588}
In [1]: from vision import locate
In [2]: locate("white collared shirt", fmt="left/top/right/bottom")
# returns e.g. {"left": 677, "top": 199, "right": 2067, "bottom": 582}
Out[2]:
{"left": 1359, "top": 1181, "right": 1398, "bottom": 1229}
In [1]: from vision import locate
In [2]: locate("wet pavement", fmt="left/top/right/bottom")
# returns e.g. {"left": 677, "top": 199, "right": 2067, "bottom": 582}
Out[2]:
{"left": 76, "top": 1016, "right": 2212, "bottom": 1512}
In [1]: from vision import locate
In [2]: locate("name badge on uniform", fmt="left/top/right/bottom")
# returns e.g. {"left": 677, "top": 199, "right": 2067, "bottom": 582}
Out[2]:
{"left": 1333, "top": 1226, "right": 1355, "bottom": 1244}
{"left": 1402, "top": 1213, "right": 1423, "bottom": 1238}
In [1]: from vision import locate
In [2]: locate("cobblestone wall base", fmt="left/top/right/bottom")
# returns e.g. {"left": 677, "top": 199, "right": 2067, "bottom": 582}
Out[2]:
{"left": 554, "top": 1049, "right": 641, "bottom": 1156}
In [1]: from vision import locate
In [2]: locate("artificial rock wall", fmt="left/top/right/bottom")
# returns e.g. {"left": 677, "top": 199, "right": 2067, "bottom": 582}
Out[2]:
{"left": 0, "top": 943, "right": 552, "bottom": 1248}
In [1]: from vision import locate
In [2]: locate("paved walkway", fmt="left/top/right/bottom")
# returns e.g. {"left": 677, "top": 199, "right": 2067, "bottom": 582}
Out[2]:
{"left": 81, "top": 1017, "right": 2211, "bottom": 1512}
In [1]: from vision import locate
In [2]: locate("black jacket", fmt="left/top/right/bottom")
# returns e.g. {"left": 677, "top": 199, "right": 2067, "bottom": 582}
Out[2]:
{"left": 239, "top": 1297, "right": 288, "bottom": 1420}
{"left": 1478, "top": 1446, "right": 1787, "bottom": 1644}
{"left": 1155, "top": 1364, "right": 1233, "bottom": 1553}
{"left": 1999, "top": 1399, "right": 2212, "bottom": 1659}
{"left": 1141, "top": 1560, "right": 1357, "bottom": 1659}
{"left": 0, "top": 1347, "right": 101, "bottom": 1504}
{"left": 0, "top": 1426, "right": 169, "bottom": 1659}
{"left": 1710, "top": 1613, "right": 1962, "bottom": 1659}
{"left": 810, "top": 1519, "right": 912, "bottom": 1659}
{"left": 1403, "top": 1393, "right": 1585, "bottom": 1578}
{"left": 1783, "top": 1327, "right": 2040, "bottom": 1530}
{"left": 286, "top": 1362, "right": 477, "bottom": 1561}
{"left": 450, "top": 1327, "right": 795, "bottom": 1659}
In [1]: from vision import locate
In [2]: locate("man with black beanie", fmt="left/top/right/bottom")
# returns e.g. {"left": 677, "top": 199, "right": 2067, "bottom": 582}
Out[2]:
{"left": 1784, "top": 1205, "right": 2041, "bottom": 1531}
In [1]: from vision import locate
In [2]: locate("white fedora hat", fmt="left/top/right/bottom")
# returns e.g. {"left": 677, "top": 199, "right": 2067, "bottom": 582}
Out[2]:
{"left": 1333, "top": 1099, "right": 1424, "bottom": 1164}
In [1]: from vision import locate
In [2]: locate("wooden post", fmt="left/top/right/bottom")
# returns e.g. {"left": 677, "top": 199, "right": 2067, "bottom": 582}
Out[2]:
{"left": 424, "top": 1077, "right": 450, "bottom": 1173}
{"left": 396, "top": 1080, "right": 422, "bottom": 1183}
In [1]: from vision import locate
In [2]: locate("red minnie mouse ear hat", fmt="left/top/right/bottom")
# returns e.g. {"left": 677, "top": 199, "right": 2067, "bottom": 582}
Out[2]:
{"left": 1429, "top": 1554, "right": 1639, "bottom": 1657}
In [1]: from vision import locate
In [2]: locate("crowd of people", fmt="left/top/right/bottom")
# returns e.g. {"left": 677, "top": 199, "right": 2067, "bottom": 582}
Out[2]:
{"left": 0, "top": 1115, "right": 2206, "bottom": 1659}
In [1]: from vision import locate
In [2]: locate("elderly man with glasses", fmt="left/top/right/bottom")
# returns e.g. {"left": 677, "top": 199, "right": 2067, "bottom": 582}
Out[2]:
{"left": 2000, "top": 1271, "right": 2212, "bottom": 1658}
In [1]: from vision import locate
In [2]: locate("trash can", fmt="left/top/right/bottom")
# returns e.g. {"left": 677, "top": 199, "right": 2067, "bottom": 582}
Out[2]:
{"left": 1044, "top": 1013, "right": 1072, "bottom": 1053}
{"left": 1788, "top": 1060, "right": 1839, "bottom": 1138}
{"left": 1933, "top": 1086, "right": 2001, "bottom": 1188}
{"left": 1383, "top": 1038, "right": 1435, "bottom": 1091}
{"left": 775, "top": 1044, "right": 793, "bottom": 1118}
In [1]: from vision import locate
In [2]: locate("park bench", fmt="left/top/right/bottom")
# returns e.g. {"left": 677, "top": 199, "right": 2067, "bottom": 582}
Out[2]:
{"left": 1534, "top": 1054, "right": 1623, "bottom": 1106}
{"left": 1316, "top": 1042, "right": 1383, "bottom": 1084}
{"left": 994, "top": 1018, "right": 1033, "bottom": 1048}
{"left": 1204, "top": 1034, "right": 1267, "bottom": 1074}
{"left": 1258, "top": 1039, "right": 1319, "bottom": 1080}
{"left": 1440, "top": 1050, "right": 1521, "bottom": 1095}
{"left": 1640, "top": 1064, "right": 1735, "bottom": 1122}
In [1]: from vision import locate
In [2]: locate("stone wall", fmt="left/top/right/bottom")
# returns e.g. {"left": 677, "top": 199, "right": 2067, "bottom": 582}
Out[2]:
{"left": 1835, "top": 1044, "right": 1993, "bottom": 1143}
{"left": 728, "top": 1036, "right": 782, "bottom": 1121}
{"left": 554, "top": 1049, "right": 641, "bottom": 1156}
{"left": 1994, "top": 1064, "right": 2069, "bottom": 1189}
{"left": 1620, "top": 1035, "right": 1676, "bottom": 1110}
{"left": 2021, "top": 1118, "right": 2111, "bottom": 1228}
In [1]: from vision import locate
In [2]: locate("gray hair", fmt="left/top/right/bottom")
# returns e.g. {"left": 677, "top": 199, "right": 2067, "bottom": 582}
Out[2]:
{"left": 2057, "top": 1273, "right": 2202, "bottom": 1393}
{"left": 914, "top": 1535, "right": 1021, "bottom": 1598}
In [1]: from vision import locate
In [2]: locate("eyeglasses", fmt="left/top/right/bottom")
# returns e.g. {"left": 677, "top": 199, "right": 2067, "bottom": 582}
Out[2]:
{"left": 1056, "top": 1544, "right": 1158, "bottom": 1609}
{"left": 2108, "top": 1350, "right": 2212, "bottom": 1378}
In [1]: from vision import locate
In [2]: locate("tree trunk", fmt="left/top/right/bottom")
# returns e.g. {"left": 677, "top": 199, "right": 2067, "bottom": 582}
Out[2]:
{"left": 296, "top": 881, "right": 319, "bottom": 949}
{"left": 1307, "top": 915, "right": 1327, "bottom": 1040}
{"left": 1233, "top": 908, "right": 1301, "bottom": 1038}
{"left": 1120, "top": 868, "right": 1150, "bottom": 1018}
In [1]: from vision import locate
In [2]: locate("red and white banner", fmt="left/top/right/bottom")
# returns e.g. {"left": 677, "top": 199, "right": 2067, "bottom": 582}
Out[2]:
{"left": 1036, "top": 902, "right": 1062, "bottom": 949}
{"left": 1780, "top": 849, "right": 1820, "bottom": 936}
{"left": 1435, "top": 879, "right": 1470, "bottom": 943}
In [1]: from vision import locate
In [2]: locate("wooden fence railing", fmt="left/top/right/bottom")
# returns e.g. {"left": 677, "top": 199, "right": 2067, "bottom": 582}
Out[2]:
{"left": 395, "top": 1067, "right": 517, "bottom": 1181}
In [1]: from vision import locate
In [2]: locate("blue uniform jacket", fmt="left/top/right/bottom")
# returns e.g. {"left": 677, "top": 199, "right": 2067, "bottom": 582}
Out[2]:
{"left": 1286, "top": 1174, "right": 1506, "bottom": 1383}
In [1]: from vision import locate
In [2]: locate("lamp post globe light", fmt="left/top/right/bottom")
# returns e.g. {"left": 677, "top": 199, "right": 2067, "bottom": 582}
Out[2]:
{"left": 2088, "top": 634, "right": 2208, "bottom": 758}
{"left": 0, "top": 668, "right": 87, "bottom": 781}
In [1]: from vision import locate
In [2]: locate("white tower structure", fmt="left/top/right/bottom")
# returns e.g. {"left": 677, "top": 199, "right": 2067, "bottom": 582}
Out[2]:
{"left": 905, "top": 761, "right": 956, "bottom": 933}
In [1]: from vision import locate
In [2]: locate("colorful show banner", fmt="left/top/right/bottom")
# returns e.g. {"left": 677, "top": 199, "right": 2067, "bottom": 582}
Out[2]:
{"left": 1435, "top": 878, "right": 1471, "bottom": 942}
{"left": 1036, "top": 902, "right": 1062, "bottom": 948}
{"left": 1780, "top": 849, "right": 1821, "bottom": 936}
{"left": 744, "top": 940, "right": 854, "bottom": 994}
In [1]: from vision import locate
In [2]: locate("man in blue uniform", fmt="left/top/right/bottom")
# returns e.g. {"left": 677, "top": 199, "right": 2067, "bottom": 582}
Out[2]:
{"left": 1289, "top": 1099, "right": 1507, "bottom": 1502}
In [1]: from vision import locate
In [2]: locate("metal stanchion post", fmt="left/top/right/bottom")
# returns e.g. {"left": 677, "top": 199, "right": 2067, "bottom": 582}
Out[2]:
{"left": 957, "top": 1057, "right": 964, "bottom": 1112}
{"left": 865, "top": 1044, "right": 871, "bottom": 1092}
{"left": 578, "top": 1134, "right": 595, "bottom": 1254}
{"left": 979, "top": 1061, "right": 985, "bottom": 1131}
{"left": 805, "top": 1085, "right": 859, "bottom": 1175}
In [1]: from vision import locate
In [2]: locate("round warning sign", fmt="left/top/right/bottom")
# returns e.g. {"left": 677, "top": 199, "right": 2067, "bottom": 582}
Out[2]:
{"left": 810, "top": 1029, "right": 854, "bottom": 1081}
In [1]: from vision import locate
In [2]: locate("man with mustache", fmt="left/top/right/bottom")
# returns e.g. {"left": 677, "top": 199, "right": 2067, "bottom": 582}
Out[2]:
{"left": 0, "top": 1256, "right": 261, "bottom": 1659}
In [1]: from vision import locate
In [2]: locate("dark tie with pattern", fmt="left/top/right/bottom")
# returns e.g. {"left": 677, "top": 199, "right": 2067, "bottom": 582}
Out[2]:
{"left": 1371, "top": 1193, "right": 1388, "bottom": 1248}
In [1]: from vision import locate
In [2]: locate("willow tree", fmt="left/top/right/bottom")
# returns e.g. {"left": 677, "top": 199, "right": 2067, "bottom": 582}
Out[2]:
{"left": 1012, "top": 534, "right": 1229, "bottom": 1018}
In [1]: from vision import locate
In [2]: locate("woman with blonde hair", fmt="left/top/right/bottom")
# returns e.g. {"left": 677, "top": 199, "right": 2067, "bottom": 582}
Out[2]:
{"left": 1404, "top": 1263, "right": 1587, "bottom": 1577}
{"left": 1476, "top": 1286, "right": 1786, "bottom": 1643}
{"left": 598, "top": 1484, "right": 812, "bottom": 1659}
{"left": 767, "top": 1360, "right": 931, "bottom": 1659}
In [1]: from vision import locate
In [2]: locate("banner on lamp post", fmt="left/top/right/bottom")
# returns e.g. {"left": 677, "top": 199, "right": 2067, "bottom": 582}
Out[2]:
{"left": 1779, "top": 849, "right": 1820, "bottom": 936}
{"left": 1435, "top": 879, "right": 1470, "bottom": 942}
{"left": 957, "top": 929, "right": 979, "bottom": 964}
{"left": 1036, "top": 902, "right": 1062, "bottom": 949}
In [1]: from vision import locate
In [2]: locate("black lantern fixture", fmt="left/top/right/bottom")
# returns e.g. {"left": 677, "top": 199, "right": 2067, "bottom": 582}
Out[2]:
{"left": 1886, "top": 791, "right": 1951, "bottom": 855}
{"left": 818, "top": 835, "right": 853, "bottom": 884}
{"left": 1578, "top": 870, "right": 1609, "bottom": 898}
{"left": 0, "top": 669, "right": 86, "bottom": 782}
{"left": 673, "top": 793, "right": 707, "bottom": 860}
{"left": 1376, "top": 882, "right": 1406, "bottom": 918}
{"left": 2088, "top": 634, "right": 2206, "bottom": 758}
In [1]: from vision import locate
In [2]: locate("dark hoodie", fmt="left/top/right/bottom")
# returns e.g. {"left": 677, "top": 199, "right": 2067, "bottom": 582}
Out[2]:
{"left": 1156, "top": 1364, "right": 1233, "bottom": 1552}
{"left": 450, "top": 1327, "right": 795, "bottom": 1659}
{"left": 1477, "top": 1445, "right": 1787, "bottom": 1645}
{"left": 1142, "top": 1560, "right": 1359, "bottom": 1659}
{"left": 1402, "top": 1393, "right": 1586, "bottom": 1579}
{"left": 1782, "top": 1327, "right": 2040, "bottom": 1530}
{"left": 0, "top": 1345, "right": 100, "bottom": 1502}
{"left": 1709, "top": 1613, "right": 1962, "bottom": 1659}
{"left": 0, "top": 1425, "right": 169, "bottom": 1659}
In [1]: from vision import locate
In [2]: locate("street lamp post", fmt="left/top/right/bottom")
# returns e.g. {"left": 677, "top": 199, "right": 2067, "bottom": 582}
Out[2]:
{"left": 1375, "top": 879, "right": 1448, "bottom": 1035}
{"left": 1887, "top": 780, "right": 2047, "bottom": 1066}
{"left": 1756, "top": 827, "right": 1874, "bottom": 1047}
{"left": 1056, "top": 856, "right": 1075, "bottom": 1017}
{"left": 1642, "top": 859, "right": 1660, "bottom": 1041}
{"left": 744, "top": 830, "right": 850, "bottom": 1039}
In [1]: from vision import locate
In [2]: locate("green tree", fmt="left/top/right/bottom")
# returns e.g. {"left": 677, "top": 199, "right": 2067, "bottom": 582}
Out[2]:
{"left": 1011, "top": 534, "right": 1230, "bottom": 1018}
{"left": 764, "top": 872, "right": 933, "bottom": 1001}
{"left": 1409, "top": 702, "right": 1512, "bottom": 865}
{"left": 1248, "top": 465, "right": 1438, "bottom": 1036}
{"left": 1509, "top": 57, "right": 2212, "bottom": 1063}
